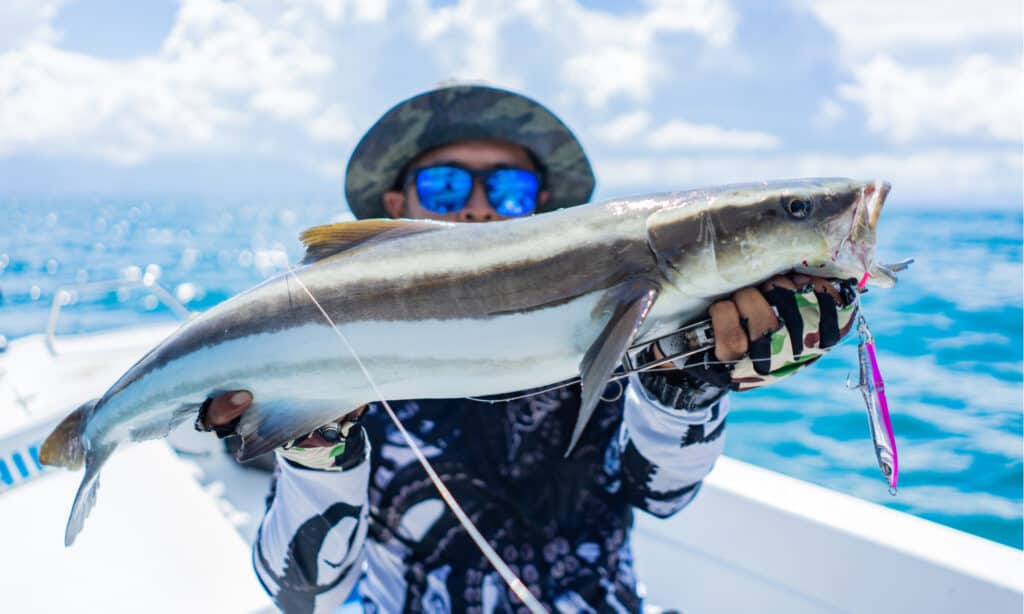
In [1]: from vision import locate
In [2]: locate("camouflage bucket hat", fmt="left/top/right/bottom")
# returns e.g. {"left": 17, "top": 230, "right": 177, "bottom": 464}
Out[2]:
{"left": 345, "top": 85, "right": 596, "bottom": 219}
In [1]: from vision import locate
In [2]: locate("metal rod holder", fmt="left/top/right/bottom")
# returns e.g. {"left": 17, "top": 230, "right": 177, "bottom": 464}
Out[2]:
{"left": 44, "top": 277, "right": 192, "bottom": 356}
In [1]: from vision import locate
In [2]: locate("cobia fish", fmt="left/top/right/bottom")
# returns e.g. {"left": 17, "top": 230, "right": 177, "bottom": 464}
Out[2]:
{"left": 41, "top": 177, "right": 891, "bottom": 545}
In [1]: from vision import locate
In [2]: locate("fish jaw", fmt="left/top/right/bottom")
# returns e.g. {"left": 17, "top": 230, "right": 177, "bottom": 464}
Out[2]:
{"left": 820, "top": 179, "right": 891, "bottom": 283}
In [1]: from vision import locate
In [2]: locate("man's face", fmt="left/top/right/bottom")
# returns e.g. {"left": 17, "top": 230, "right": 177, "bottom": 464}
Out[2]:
{"left": 382, "top": 139, "right": 550, "bottom": 223}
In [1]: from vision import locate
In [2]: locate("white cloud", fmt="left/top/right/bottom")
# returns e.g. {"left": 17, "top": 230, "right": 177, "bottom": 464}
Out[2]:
{"left": 407, "top": 0, "right": 736, "bottom": 108}
{"left": 594, "top": 110, "right": 652, "bottom": 145}
{"left": 0, "top": 0, "right": 334, "bottom": 163}
{"left": 838, "top": 54, "right": 1023, "bottom": 144}
{"left": 250, "top": 89, "right": 320, "bottom": 120}
{"left": 801, "top": 0, "right": 1022, "bottom": 60}
{"left": 803, "top": 0, "right": 1022, "bottom": 147}
{"left": 415, "top": 2, "right": 527, "bottom": 85}
{"left": 0, "top": 0, "right": 742, "bottom": 165}
{"left": 0, "top": 0, "right": 66, "bottom": 52}
{"left": 812, "top": 97, "right": 845, "bottom": 128}
{"left": 1, "top": 0, "right": 1019, "bottom": 209}
{"left": 351, "top": 0, "right": 390, "bottom": 23}
{"left": 307, "top": 105, "right": 355, "bottom": 144}
{"left": 646, "top": 119, "right": 781, "bottom": 150}
{"left": 557, "top": 0, "right": 738, "bottom": 108}
{"left": 562, "top": 47, "right": 666, "bottom": 108}
{"left": 645, "top": 0, "right": 737, "bottom": 48}
{"left": 594, "top": 149, "right": 1023, "bottom": 205}
{"left": 413, "top": 1, "right": 737, "bottom": 108}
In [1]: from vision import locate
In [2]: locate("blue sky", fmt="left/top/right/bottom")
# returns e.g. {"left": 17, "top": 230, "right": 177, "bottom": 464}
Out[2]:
{"left": 0, "top": 0, "right": 1021, "bottom": 210}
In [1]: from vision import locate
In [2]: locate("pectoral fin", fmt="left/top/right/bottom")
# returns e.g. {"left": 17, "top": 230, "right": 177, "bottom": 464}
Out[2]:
{"left": 566, "top": 280, "right": 659, "bottom": 456}
{"left": 234, "top": 400, "right": 362, "bottom": 461}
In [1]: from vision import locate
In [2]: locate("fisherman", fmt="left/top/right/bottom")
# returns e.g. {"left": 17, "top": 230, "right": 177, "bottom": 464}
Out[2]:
{"left": 200, "top": 85, "right": 856, "bottom": 613}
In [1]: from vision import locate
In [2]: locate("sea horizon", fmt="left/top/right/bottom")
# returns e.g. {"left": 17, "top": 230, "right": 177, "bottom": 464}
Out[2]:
{"left": 1, "top": 196, "right": 1021, "bottom": 549}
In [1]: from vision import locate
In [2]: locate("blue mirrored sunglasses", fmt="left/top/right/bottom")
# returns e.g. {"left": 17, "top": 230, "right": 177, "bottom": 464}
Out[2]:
{"left": 405, "top": 165, "right": 541, "bottom": 217}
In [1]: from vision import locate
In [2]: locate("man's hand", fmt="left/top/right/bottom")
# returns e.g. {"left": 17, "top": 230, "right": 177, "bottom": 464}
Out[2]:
{"left": 707, "top": 273, "right": 856, "bottom": 391}
{"left": 201, "top": 389, "right": 252, "bottom": 433}
{"left": 709, "top": 274, "right": 845, "bottom": 361}
{"left": 200, "top": 391, "right": 366, "bottom": 448}
{"left": 638, "top": 272, "right": 856, "bottom": 411}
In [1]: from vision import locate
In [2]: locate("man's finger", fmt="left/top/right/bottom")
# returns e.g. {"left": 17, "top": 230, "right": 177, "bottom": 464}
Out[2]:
{"left": 734, "top": 287, "right": 782, "bottom": 376}
{"left": 804, "top": 276, "right": 845, "bottom": 348}
{"left": 733, "top": 288, "right": 778, "bottom": 341}
{"left": 205, "top": 390, "right": 252, "bottom": 427}
{"left": 709, "top": 300, "right": 747, "bottom": 362}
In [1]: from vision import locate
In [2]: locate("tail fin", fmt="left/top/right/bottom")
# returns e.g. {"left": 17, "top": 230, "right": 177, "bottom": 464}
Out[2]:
{"left": 40, "top": 399, "right": 97, "bottom": 470}
{"left": 38, "top": 399, "right": 113, "bottom": 546}
{"left": 64, "top": 444, "right": 115, "bottom": 546}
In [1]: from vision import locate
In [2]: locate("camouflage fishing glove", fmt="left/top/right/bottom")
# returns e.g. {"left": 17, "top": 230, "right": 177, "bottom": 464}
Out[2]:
{"left": 729, "top": 280, "right": 858, "bottom": 391}
{"left": 279, "top": 415, "right": 368, "bottom": 472}
{"left": 638, "top": 280, "right": 858, "bottom": 404}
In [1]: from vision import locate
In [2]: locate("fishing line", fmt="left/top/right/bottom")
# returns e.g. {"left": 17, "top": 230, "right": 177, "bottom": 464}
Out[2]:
{"left": 279, "top": 257, "right": 868, "bottom": 608}
{"left": 464, "top": 350, "right": 719, "bottom": 404}
{"left": 284, "top": 265, "right": 547, "bottom": 614}
{"left": 464, "top": 328, "right": 866, "bottom": 404}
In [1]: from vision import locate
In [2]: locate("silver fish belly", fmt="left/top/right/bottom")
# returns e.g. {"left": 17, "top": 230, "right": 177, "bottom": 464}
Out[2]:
{"left": 41, "top": 177, "right": 890, "bottom": 545}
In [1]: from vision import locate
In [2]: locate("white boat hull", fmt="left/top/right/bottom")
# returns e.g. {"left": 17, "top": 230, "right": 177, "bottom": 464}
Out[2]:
{"left": 1, "top": 327, "right": 1021, "bottom": 613}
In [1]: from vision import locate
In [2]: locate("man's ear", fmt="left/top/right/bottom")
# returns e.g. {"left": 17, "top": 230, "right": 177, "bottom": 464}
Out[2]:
{"left": 382, "top": 191, "right": 406, "bottom": 219}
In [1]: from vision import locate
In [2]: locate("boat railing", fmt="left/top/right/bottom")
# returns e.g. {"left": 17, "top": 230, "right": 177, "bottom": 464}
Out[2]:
{"left": 45, "top": 276, "right": 192, "bottom": 356}
{"left": 0, "top": 415, "right": 61, "bottom": 494}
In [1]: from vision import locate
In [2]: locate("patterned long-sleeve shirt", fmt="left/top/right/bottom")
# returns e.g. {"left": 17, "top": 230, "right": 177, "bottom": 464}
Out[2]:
{"left": 253, "top": 376, "right": 728, "bottom": 613}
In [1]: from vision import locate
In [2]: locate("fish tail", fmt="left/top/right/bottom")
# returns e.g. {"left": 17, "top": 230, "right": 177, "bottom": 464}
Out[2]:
{"left": 40, "top": 399, "right": 98, "bottom": 470}
{"left": 64, "top": 443, "right": 115, "bottom": 546}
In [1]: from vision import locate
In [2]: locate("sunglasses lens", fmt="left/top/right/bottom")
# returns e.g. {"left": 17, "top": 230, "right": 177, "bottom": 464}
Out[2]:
{"left": 485, "top": 169, "right": 539, "bottom": 217}
{"left": 415, "top": 166, "right": 473, "bottom": 213}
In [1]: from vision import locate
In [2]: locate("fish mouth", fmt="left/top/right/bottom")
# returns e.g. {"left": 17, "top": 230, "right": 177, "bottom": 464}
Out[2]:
{"left": 838, "top": 179, "right": 891, "bottom": 279}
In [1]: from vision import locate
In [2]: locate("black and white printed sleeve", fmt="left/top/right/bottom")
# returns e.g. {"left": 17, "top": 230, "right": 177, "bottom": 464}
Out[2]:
{"left": 252, "top": 452, "right": 370, "bottom": 614}
{"left": 613, "top": 374, "right": 730, "bottom": 517}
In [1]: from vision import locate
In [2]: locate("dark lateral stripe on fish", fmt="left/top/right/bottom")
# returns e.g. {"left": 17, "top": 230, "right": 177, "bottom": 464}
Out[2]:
{"left": 99, "top": 181, "right": 867, "bottom": 405}
{"left": 101, "top": 237, "right": 659, "bottom": 401}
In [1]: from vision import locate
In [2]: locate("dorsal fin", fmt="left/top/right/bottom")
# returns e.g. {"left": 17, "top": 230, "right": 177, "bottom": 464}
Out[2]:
{"left": 299, "top": 219, "right": 445, "bottom": 264}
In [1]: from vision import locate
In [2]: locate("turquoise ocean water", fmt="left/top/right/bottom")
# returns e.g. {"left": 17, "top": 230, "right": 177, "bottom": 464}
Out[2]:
{"left": 1, "top": 197, "right": 1021, "bottom": 549}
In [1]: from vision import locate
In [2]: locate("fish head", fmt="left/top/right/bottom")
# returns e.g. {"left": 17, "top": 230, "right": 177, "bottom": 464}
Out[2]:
{"left": 647, "top": 178, "right": 890, "bottom": 295}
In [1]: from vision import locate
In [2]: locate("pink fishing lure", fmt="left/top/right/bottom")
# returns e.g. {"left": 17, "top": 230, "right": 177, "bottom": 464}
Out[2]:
{"left": 854, "top": 289, "right": 899, "bottom": 494}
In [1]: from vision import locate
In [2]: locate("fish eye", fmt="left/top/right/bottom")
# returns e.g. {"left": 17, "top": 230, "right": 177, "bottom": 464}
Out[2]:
{"left": 784, "top": 197, "right": 813, "bottom": 219}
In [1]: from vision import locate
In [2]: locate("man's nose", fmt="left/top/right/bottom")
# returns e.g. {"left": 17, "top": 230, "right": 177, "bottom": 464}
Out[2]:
{"left": 456, "top": 179, "right": 497, "bottom": 222}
